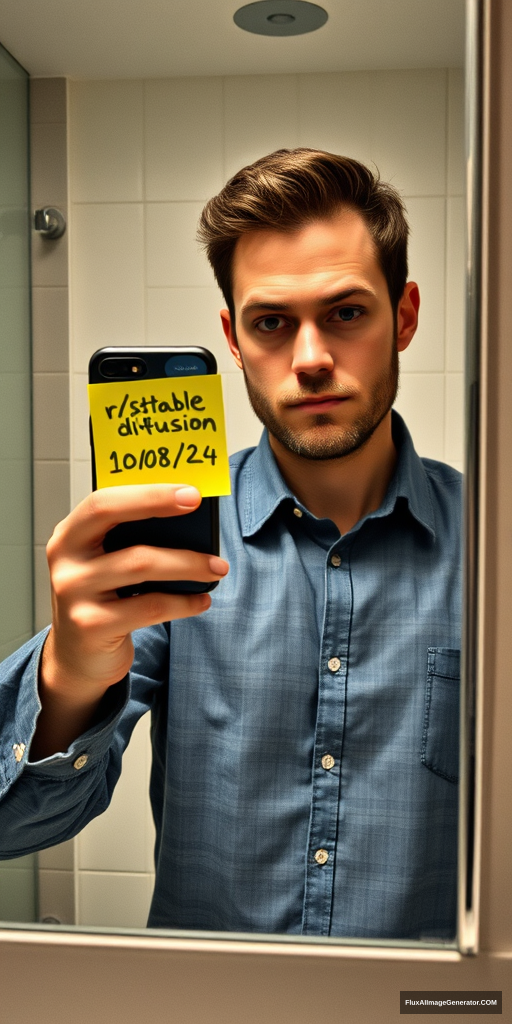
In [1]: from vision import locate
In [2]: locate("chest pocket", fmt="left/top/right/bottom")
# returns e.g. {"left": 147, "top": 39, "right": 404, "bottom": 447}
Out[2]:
{"left": 421, "top": 647, "right": 460, "bottom": 784}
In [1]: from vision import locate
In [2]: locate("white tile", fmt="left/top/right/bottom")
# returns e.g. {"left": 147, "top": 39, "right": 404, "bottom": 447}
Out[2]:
{"left": 78, "top": 871, "right": 153, "bottom": 928}
{"left": 393, "top": 373, "right": 445, "bottom": 462}
{"left": 447, "top": 68, "right": 465, "bottom": 196}
{"left": 445, "top": 196, "right": 465, "bottom": 373}
{"left": 400, "top": 198, "right": 446, "bottom": 373}
{"left": 146, "top": 287, "right": 234, "bottom": 372}
{"left": 223, "top": 75, "right": 299, "bottom": 182}
{"left": 370, "top": 70, "right": 447, "bottom": 197}
{"left": 222, "top": 370, "right": 263, "bottom": 456}
{"left": 71, "top": 203, "right": 145, "bottom": 366}
{"left": 77, "top": 714, "right": 153, "bottom": 873}
{"left": 445, "top": 373, "right": 464, "bottom": 465}
{"left": 71, "top": 373, "right": 90, "bottom": 462}
{"left": 145, "top": 203, "right": 214, "bottom": 288}
{"left": 71, "top": 459, "right": 93, "bottom": 508}
{"left": 144, "top": 78, "right": 224, "bottom": 201}
{"left": 69, "top": 81, "right": 143, "bottom": 203}
{"left": 298, "top": 72, "right": 373, "bottom": 163}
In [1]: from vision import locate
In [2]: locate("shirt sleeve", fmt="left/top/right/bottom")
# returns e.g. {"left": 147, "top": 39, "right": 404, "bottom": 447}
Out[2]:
{"left": 0, "top": 622, "right": 170, "bottom": 859}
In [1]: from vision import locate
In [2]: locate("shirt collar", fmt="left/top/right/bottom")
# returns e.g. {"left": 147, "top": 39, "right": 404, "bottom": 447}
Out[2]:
{"left": 238, "top": 410, "right": 436, "bottom": 541}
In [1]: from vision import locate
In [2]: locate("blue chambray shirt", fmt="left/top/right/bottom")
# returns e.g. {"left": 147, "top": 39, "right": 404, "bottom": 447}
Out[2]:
{"left": 0, "top": 411, "right": 461, "bottom": 939}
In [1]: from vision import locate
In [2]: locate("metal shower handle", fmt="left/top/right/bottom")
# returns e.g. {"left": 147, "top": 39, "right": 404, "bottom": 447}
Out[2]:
{"left": 34, "top": 207, "right": 66, "bottom": 239}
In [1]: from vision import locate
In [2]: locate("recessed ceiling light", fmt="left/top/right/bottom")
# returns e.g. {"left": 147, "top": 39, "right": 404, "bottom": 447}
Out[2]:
{"left": 234, "top": 1, "right": 328, "bottom": 37}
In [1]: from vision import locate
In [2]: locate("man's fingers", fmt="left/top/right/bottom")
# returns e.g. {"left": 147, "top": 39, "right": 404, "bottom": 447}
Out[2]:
{"left": 53, "top": 547, "right": 228, "bottom": 598}
{"left": 49, "top": 484, "right": 202, "bottom": 554}
{"left": 69, "top": 590, "right": 212, "bottom": 638}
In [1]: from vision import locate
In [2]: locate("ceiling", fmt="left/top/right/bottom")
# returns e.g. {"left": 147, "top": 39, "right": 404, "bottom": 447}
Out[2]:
{"left": 0, "top": 0, "right": 465, "bottom": 79}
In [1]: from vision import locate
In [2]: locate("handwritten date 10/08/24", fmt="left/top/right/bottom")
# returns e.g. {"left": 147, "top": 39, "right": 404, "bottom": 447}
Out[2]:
{"left": 109, "top": 444, "right": 217, "bottom": 475}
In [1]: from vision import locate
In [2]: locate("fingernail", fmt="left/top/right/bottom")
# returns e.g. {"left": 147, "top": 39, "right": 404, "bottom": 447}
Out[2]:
{"left": 175, "top": 486, "right": 201, "bottom": 508}
{"left": 209, "top": 556, "right": 229, "bottom": 576}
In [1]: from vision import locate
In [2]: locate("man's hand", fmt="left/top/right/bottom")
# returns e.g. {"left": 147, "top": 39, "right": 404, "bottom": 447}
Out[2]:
{"left": 31, "top": 484, "right": 228, "bottom": 759}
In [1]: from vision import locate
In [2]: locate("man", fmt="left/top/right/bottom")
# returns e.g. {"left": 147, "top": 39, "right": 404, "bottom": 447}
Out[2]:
{"left": 0, "top": 149, "right": 461, "bottom": 939}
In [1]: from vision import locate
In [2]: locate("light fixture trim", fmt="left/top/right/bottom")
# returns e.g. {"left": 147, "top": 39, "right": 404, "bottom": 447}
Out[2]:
{"left": 233, "top": 0, "right": 328, "bottom": 37}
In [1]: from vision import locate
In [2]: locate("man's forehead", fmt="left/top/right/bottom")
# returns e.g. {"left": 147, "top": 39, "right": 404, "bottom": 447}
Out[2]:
{"left": 231, "top": 209, "right": 383, "bottom": 304}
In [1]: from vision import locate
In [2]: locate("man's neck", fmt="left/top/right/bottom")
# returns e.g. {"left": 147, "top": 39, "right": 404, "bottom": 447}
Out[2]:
{"left": 268, "top": 413, "right": 398, "bottom": 536}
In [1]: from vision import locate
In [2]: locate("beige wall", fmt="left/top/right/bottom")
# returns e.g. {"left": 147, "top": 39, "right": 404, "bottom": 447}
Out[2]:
{"left": 40, "top": 68, "right": 466, "bottom": 927}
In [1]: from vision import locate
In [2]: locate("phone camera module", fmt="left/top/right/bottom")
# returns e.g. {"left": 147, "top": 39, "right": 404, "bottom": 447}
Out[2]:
{"left": 99, "top": 358, "right": 147, "bottom": 379}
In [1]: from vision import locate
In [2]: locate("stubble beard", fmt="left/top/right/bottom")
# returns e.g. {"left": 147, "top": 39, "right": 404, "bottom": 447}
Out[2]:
{"left": 242, "top": 345, "right": 400, "bottom": 462}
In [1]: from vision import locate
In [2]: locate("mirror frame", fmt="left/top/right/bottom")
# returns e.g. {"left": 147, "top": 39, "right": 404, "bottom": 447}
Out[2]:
{"left": 0, "top": 0, "right": 494, "bottom": 981}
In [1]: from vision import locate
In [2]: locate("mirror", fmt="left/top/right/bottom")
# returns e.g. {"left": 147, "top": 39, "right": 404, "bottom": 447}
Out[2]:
{"left": 0, "top": 0, "right": 472, "bottom": 947}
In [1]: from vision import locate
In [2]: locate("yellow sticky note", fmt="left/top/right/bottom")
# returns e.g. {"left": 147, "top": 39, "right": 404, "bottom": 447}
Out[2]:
{"left": 88, "top": 374, "right": 231, "bottom": 496}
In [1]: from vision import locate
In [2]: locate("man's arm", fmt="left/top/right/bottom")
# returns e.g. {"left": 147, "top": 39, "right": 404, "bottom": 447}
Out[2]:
{"left": 30, "top": 482, "right": 228, "bottom": 760}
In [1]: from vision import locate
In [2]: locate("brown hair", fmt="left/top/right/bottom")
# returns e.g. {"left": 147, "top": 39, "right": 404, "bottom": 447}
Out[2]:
{"left": 198, "top": 148, "right": 409, "bottom": 321}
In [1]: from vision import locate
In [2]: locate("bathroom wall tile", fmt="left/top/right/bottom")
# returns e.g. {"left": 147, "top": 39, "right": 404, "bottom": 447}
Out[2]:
{"left": 77, "top": 714, "right": 153, "bottom": 873}
{"left": 145, "top": 202, "right": 213, "bottom": 288}
{"left": 0, "top": 866, "right": 37, "bottom": 923}
{"left": 370, "top": 70, "right": 447, "bottom": 197}
{"left": 71, "top": 459, "right": 92, "bottom": 508}
{"left": 222, "top": 370, "right": 263, "bottom": 456}
{"left": 69, "top": 81, "right": 144, "bottom": 203}
{"left": 30, "top": 122, "right": 68, "bottom": 209}
{"left": 32, "top": 373, "right": 70, "bottom": 460}
{"left": 445, "top": 373, "right": 464, "bottom": 465}
{"left": 0, "top": 287, "right": 31, "bottom": 373}
{"left": 0, "top": 460, "right": 32, "bottom": 545}
{"left": 32, "top": 287, "right": 69, "bottom": 373}
{"left": 393, "top": 373, "right": 445, "bottom": 462}
{"left": 223, "top": 75, "right": 299, "bottom": 182}
{"left": 447, "top": 68, "right": 465, "bottom": 196}
{"left": 78, "top": 871, "right": 153, "bottom": 928}
{"left": 144, "top": 78, "right": 224, "bottom": 202}
{"left": 400, "top": 197, "right": 446, "bottom": 373}
{"left": 33, "top": 461, "right": 71, "bottom": 545}
{"left": 298, "top": 72, "right": 373, "bottom": 162}
{"left": 446, "top": 196, "right": 465, "bottom": 373}
{"left": 30, "top": 78, "right": 67, "bottom": 125}
{"left": 34, "top": 544, "right": 51, "bottom": 633}
{"left": 71, "top": 203, "right": 145, "bottom": 363}
{"left": 0, "top": 634, "right": 32, "bottom": 662}
{"left": 31, "top": 230, "right": 68, "bottom": 288}
{"left": 0, "top": 545, "right": 32, "bottom": 649}
{"left": 71, "top": 373, "right": 90, "bottom": 462}
{"left": 146, "top": 286, "right": 232, "bottom": 372}
{"left": 39, "top": 838, "right": 74, "bottom": 871}
{"left": 38, "top": 869, "right": 75, "bottom": 924}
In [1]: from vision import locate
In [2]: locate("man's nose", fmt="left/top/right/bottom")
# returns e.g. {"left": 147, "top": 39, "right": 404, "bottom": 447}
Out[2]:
{"left": 290, "top": 324, "right": 334, "bottom": 376}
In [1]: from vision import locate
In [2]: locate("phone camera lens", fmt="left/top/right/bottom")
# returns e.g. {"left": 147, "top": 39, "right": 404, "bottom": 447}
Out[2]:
{"left": 99, "top": 358, "right": 147, "bottom": 379}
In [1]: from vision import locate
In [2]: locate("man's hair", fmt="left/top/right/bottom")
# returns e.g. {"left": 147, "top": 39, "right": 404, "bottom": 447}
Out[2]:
{"left": 197, "top": 148, "right": 409, "bottom": 322}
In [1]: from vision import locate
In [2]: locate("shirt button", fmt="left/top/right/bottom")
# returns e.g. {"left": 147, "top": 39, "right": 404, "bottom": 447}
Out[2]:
{"left": 321, "top": 754, "right": 335, "bottom": 770}
{"left": 12, "top": 743, "right": 26, "bottom": 763}
{"left": 314, "top": 849, "right": 329, "bottom": 865}
{"left": 73, "top": 754, "right": 88, "bottom": 770}
{"left": 330, "top": 553, "right": 341, "bottom": 567}
{"left": 328, "top": 657, "right": 341, "bottom": 673}
{"left": 293, "top": 507, "right": 303, "bottom": 518}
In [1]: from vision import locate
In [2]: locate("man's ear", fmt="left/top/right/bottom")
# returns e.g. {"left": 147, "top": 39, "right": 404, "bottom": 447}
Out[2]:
{"left": 396, "top": 282, "right": 420, "bottom": 353}
{"left": 220, "top": 309, "right": 243, "bottom": 370}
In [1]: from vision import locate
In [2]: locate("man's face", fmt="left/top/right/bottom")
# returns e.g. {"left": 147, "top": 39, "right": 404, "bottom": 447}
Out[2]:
{"left": 221, "top": 208, "right": 418, "bottom": 462}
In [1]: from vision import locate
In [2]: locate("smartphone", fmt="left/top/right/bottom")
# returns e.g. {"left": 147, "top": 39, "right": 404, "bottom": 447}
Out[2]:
{"left": 88, "top": 346, "right": 220, "bottom": 598}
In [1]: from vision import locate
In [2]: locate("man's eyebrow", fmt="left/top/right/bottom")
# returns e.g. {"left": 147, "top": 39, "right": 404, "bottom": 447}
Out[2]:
{"left": 240, "top": 288, "right": 375, "bottom": 317}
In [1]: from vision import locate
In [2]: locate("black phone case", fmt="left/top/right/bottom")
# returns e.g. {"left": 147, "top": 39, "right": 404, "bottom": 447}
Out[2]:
{"left": 88, "top": 346, "right": 220, "bottom": 598}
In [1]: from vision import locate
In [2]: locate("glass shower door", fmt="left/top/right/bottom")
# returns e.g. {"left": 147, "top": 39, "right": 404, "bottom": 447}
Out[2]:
{"left": 0, "top": 40, "right": 37, "bottom": 922}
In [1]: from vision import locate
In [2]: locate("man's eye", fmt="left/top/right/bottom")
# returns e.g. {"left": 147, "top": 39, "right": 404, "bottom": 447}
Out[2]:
{"left": 332, "top": 307, "right": 363, "bottom": 322}
{"left": 257, "top": 316, "right": 286, "bottom": 333}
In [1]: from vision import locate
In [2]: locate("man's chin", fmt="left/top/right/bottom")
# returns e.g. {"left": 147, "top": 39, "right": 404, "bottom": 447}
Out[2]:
{"left": 269, "top": 424, "right": 378, "bottom": 462}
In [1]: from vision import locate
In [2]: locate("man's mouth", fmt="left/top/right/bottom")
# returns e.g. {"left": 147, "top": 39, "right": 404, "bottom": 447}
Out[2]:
{"left": 287, "top": 395, "right": 350, "bottom": 412}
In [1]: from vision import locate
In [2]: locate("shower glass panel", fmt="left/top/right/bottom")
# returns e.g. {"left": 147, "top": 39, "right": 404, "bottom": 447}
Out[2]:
{"left": 0, "top": 40, "right": 36, "bottom": 922}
